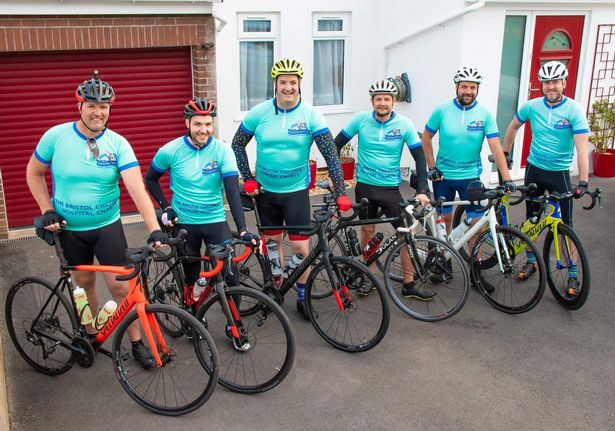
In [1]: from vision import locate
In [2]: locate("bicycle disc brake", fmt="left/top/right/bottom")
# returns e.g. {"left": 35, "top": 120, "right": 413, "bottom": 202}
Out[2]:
{"left": 72, "top": 336, "right": 95, "bottom": 368}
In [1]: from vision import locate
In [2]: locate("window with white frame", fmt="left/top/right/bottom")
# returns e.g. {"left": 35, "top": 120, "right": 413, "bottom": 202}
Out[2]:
{"left": 313, "top": 13, "right": 349, "bottom": 107}
{"left": 238, "top": 14, "right": 278, "bottom": 111}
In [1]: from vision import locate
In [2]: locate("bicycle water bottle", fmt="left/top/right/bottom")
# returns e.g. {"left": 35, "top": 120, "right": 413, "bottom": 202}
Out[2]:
{"left": 282, "top": 252, "right": 304, "bottom": 278}
{"left": 435, "top": 216, "right": 447, "bottom": 241}
{"left": 448, "top": 217, "right": 472, "bottom": 243}
{"left": 363, "top": 232, "right": 384, "bottom": 259}
{"left": 94, "top": 300, "right": 117, "bottom": 330}
{"left": 520, "top": 216, "right": 539, "bottom": 232}
{"left": 72, "top": 286, "right": 94, "bottom": 325}
{"left": 266, "top": 240, "right": 283, "bottom": 276}
{"left": 346, "top": 228, "right": 361, "bottom": 257}
{"left": 193, "top": 277, "right": 208, "bottom": 301}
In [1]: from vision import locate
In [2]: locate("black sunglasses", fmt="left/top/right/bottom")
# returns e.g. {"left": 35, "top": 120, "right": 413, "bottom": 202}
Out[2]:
{"left": 86, "top": 138, "right": 100, "bottom": 158}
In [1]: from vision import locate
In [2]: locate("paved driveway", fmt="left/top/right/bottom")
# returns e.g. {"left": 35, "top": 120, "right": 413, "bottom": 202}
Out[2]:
{"left": 1, "top": 176, "right": 613, "bottom": 431}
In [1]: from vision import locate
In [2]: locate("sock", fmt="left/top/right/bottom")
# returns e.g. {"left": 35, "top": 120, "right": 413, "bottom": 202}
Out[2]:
{"left": 131, "top": 340, "right": 143, "bottom": 348}
{"left": 403, "top": 281, "right": 415, "bottom": 289}
{"left": 296, "top": 282, "right": 306, "bottom": 302}
{"left": 568, "top": 265, "right": 578, "bottom": 279}
{"left": 526, "top": 252, "right": 536, "bottom": 264}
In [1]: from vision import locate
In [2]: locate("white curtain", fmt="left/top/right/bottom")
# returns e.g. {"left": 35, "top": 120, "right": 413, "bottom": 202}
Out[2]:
{"left": 313, "top": 40, "right": 344, "bottom": 106}
{"left": 240, "top": 41, "right": 274, "bottom": 111}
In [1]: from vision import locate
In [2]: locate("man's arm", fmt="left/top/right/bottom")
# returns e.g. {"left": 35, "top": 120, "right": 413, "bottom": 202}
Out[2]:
{"left": 503, "top": 117, "right": 523, "bottom": 153}
{"left": 121, "top": 166, "right": 160, "bottom": 233}
{"left": 574, "top": 132, "right": 589, "bottom": 183}
{"left": 315, "top": 130, "right": 346, "bottom": 195}
{"left": 486, "top": 136, "right": 512, "bottom": 181}
{"left": 231, "top": 127, "right": 255, "bottom": 180}
{"left": 333, "top": 131, "right": 351, "bottom": 157}
{"left": 421, "top": 129, "right": 437, "bottom": 168}
{"left": 26, "top": 155, "right": 54, "bottom": 214}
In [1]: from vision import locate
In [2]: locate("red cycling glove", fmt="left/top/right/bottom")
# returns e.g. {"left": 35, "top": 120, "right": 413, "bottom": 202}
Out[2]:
{"left": 337, "top": 195, "right": 352, "bottom": 212}
{"left": 244, "top": 179, "right": 259, "bottom": 194}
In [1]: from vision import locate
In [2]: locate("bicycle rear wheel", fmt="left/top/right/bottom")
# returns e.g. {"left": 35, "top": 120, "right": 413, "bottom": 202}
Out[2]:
{"left": 471, "top": 225, "right": 546, "bottom": 314}
{"left": 543, "top": 223, "right": 590, "bottom": 310}
{"left": 112, "top": 304, "right": 218, "bottom": 416}
{"left": 306, "top": 256, "right": 390, "bottom": 352}
{"left": 147, "top": 249, "right": 185, "bottom": 337}
{"left": 195, "top": 285, "right": 295, "bottom": 394}
{"left": 5, "top": 276, "right": 78, "bottom": 375}
{"left": 383, "top": 236, "right": 469, "bottom": 322}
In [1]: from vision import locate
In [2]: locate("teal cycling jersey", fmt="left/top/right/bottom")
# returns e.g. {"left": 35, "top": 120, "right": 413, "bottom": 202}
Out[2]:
{"left": 341, "top": 111, "right": 421, "bottom": 186}
{"left": 151, "top": 136, "right": 239, "bottom": 224}
{"left": 34, "top": 122, "right": 138, "bottom": 231}
{"left": 516, "top": 97, "right": 589, "bottom": 171}
{"left": 425, "top": 99, "right": 500, "bottom": 179}
{"left": 239, "top": 99, "right": 329, "bottom": 193}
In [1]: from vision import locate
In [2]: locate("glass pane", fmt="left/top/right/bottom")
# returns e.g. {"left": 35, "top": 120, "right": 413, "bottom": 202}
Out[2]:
{"left": 240, "top": 41, "right": 274, "bottom": 111}
{"left": 243, "top": 20, "right": 271, "bottom": 32}
{"left": 313, "top": 40, "right": 344, "bottom": 106}
{"left": 495, "top": 15, "right": 527, "bottom": 171}
{"left": 543, "top": 31, "right": 570, "bottom": 51}
{"left": 318, "top": 19, "right": 343, "bottom": 32}
{"left": 541, "top": 59, "right": 569, "bottom": 66}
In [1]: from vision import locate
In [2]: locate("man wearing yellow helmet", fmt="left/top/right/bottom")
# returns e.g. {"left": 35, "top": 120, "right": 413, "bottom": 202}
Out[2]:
{"left": 232, "top": 58, "right": 351, "bottom": 321}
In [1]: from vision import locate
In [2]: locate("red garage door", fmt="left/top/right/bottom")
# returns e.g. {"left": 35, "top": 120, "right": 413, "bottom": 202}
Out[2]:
{"left": 0, "top": 47, "right": 192, "bottom": 228}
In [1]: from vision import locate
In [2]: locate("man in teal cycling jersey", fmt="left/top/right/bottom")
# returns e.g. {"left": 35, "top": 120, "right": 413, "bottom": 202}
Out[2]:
{"left": 503, "top": 61, "right": 589, "bottom": 297}
{"left": 232, "top": 58, "right": 351, "bottom": 320}
{"left": 422, "top": 66, "right": 515, "bottom": 228}
{"left": 26, "top": 71, "right": 166, "bottom": 369}
{"left": 145, "top": 97, "right": 258, "bottom": 309}
{"left": 334, "top": 79, "right": 432, "bottom": 300}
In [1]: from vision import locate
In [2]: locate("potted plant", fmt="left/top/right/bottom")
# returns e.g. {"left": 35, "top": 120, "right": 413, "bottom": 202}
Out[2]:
{"left": 588, "top": 99, "right": 615, "bottom": 178}
{"left": 308, "top": 159, "right": 317, "bottom": 189}
{"left": 340, "top": 142, "right": 356, "bottom": 181}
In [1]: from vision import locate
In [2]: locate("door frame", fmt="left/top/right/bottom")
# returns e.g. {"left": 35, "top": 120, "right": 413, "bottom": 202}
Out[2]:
{"left": 490, "top": 10, "right": 591, "bottom": 184}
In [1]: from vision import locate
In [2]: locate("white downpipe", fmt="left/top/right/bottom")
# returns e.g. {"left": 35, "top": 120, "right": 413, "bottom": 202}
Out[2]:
{"left": 212, "top": 10, "right": 228, "bottom": 33}
{"left": 383, "top": 1, "right": 486, "bottom": 75}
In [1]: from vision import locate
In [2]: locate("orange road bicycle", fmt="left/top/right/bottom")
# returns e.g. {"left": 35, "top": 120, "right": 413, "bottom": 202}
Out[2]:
{"left": 5, "top": 231, "right": 219, "bottom": 416}
{"left": 147, "top": 230, "right": 295, "bottom": 394}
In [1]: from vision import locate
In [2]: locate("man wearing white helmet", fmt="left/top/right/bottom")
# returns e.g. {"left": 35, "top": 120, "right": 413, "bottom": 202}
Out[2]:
{"left": 422, "top": 67, "right": 515, "bottom": 231}
{"left": 334, "top": 79, "right": 431, "bottom": 300}
{"left": 503, "top": 61, "right": 589, "bottom": 295}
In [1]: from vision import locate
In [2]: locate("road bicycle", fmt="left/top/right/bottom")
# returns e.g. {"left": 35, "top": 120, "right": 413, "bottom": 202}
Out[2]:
{"left": 234, "top": 190, "right": 390, "bottom": 353}
{"left": 5, "top": 230, "right": 219, "bottom": 416}
{"left": 451, "top": 172, "right": 603, "bottom": 310}
{"left": 304, "top": 182, "right": 470, "bottom": 322}
{"left": 419, "top": 183, "right": 547, "bottom": 314}
{"left": 146, "top": 229, "right": 295, "bottom": 394}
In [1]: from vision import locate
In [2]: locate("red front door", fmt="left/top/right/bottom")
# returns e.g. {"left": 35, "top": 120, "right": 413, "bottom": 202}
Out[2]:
{"left": 521, "top": 15, "right": 585, "bottom": 167}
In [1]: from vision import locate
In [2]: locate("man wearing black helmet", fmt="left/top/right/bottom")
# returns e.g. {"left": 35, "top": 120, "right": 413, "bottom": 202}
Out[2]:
{"left": 26, "top": 71, "right": 166, "bottom": 369}
{"left": 145, "top": 97, "right": 258, "bottom": 306}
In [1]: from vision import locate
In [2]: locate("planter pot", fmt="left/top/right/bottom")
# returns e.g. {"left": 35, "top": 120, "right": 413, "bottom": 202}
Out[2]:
{"left": 592, "top": 149, "right": 615, "bottom": 178}
{"left": 308, "top": 161, "right": 317, "bottom": 189}
{"left": 341, "top": 158, "right": 355, "bottom": 181}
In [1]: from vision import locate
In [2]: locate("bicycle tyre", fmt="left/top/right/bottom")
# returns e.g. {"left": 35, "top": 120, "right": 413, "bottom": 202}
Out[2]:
{"left": 5, "top": 276, "right": 79, "bottom": 376}
{"left": 148, "top": 249, "right": 185, "bottom": 337}
{"left": 471, "top": 225, "right": 546, "bottom": 314}
{"left": 195, "top": 285, "right": 295, "bottom": 394}
{"left": 543, "top": 223, "right": 590, "bottom": 310}
{"left": 305, "top": 256, "right": 390, "bottom": 352}
{"left": 383, "top": 235, "right": 470, "bottom": 322}
{"left": 111, "top": 304, "right": 218, "bottom": 416}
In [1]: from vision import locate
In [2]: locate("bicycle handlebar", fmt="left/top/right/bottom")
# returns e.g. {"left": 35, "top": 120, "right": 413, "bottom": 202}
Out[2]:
{"left": 580, "top": 187, "right": 603, "bottom": 210}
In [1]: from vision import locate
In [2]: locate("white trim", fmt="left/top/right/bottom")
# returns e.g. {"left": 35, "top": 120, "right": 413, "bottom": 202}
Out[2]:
{"left": 2, "top": 0, "right": 215, "bottom": 15}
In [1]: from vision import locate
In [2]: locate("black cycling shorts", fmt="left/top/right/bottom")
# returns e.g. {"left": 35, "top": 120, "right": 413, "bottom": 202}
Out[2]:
{"left": 60, "top": 219, "right": 128, "bottom": 266}
{"left": 354, "top": 182, "right": 404, "bottom": 228}
{"left": 256, "top": 189, "right": 311, "bottom": 238}
{"left": 524, "top": 163, "right": 573, "bottom": 226}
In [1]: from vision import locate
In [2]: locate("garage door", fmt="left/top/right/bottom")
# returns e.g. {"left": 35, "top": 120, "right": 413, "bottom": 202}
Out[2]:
{"left": 0, "top": 47, "right": 192, "bottom": 228}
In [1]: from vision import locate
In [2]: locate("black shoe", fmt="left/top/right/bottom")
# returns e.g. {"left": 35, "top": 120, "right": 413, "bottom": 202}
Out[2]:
{"left": 517, "top": 262, "right": 537, "bottom": 281}
{"left": 565, "top": 278, "right": 580, "bottom": 299}
{"left": 401, "top": 283, "right": 435, "bottom": 301}
{"left": 296, "top": 301, "right": 318, "bottom": 321}
{"left": 356, "top": 284, "right": 375, "bottom": 297}
{"left": 429, "top": 259, "right": 453, "bottom": 284}
{"left": 131, "top": 340, "right": 156, "bottom": 370}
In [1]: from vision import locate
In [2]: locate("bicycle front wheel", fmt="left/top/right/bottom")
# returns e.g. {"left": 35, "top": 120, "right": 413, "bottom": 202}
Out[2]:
{"left": 112, "top": 304, "right": 218, "bottom": 416}
{"left": 543, "top": 223, "right": 590, "bottom": 310}
{"left": 383, "top": 236, "right": 469, "bottom": 322}
{"left": 148, "top": 249, "right": 185, "bottom": 337}
{"left": 471, "top": 225, "right": 546, "bottom": 314}
{"left": 306, "top": 256, "right": 390, "bottom": 352}
{"left": 195, "top": 285, "right": 295, "bottom": 394}
{"left": 5, "top": 276, "right": 79, "bottom": 376}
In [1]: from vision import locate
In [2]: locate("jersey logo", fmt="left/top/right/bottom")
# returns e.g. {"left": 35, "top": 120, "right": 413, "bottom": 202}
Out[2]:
{"left": 96, "top": 152, "right": 118, "bottom": 167}
{"left": 384, "top": 128, "right": 403, "bottom": 141}
{"left": 466, "top": 120, "right": 484, "bottom": 132}
{"left": 554, "top": 119, "right": 572, "bottom": 129}
{"left": 288, "top": 122, "right": 310, "bottom": 135}
{"left": 202, "top": 160, "right": 220, "bottom": 175}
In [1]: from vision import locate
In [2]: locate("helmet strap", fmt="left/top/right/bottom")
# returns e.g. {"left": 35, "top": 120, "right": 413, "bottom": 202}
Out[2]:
{"left": 78, "top": 102, "right": 109, "bottom": 135}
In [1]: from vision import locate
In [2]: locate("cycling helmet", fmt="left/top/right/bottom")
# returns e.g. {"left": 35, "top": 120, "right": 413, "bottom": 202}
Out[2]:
{"left": 453, "top": 66, "right": 483, "bottom": 84}
{"left": 184, "top": 97, "right": 217, "bottom": 119}
{"left": 271, "top": 58, "right": 304, "bottom": 79}
{"left": 538, "top": 61, "right": 568, "bottom": 82}
{"left": 75, "top": 70, "right": 115, "bottom": 103}
{"left": 368, "top": 79, "right": 399, "bottom": 98}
